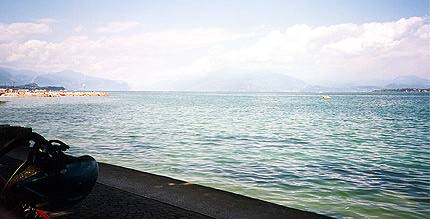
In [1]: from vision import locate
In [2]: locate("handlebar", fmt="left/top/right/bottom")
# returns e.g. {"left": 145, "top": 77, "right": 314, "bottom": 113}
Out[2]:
{"left": 0, "top": 125, "right": 70, "bottom": 159}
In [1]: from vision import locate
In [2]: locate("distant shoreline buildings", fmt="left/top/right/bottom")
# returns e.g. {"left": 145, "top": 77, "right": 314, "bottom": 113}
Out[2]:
{"left": 372, "top": 88, "right": 430, "bottom": 93}
{"left": 0, "top": 83, "right": 108, "bottom": 97}
{"left": 0, "top": 83, "right": 65, "bottom": 91}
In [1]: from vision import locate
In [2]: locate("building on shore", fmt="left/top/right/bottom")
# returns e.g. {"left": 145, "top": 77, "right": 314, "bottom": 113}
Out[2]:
{"left": 0, "top": 88, "right": 108, "bottom": 97}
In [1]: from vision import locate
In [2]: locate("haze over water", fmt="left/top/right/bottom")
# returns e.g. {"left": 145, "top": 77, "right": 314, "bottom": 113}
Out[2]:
{"left": 1, "top": 92, "right": 429, "bottom": 218}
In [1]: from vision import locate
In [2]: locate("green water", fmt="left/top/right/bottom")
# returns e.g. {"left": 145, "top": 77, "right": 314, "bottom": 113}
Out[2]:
{"left": 1, "top": 92, "right": 429, "bottom": 218}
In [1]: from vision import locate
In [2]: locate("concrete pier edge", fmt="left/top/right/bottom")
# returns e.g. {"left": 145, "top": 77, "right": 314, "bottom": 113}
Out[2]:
{"left": 97, "top": 162, "right": 332, "bottom": 219}
{"left": 4, "top": 148, "right": 332, "bottom": 219}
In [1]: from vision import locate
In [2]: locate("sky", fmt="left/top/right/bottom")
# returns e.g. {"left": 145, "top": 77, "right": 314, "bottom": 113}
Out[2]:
{"left": 0, "top": 0, "right": 429, "bottom": 89}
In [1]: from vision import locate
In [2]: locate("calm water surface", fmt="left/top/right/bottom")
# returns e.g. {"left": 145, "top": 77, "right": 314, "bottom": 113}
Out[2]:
{"left": 1, "top": 92, "right": 429, "bottom": 218}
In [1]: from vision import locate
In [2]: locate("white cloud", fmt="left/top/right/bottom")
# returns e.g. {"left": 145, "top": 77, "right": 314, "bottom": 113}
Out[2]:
{"left": 0, "top": 16, "right": 428, "bottom": 89}
{"left": 73, "top": 25, "right": 83, "bottom": 33}
{"left": 0, "top": 22, "right": 51, "bottom": 42}
{"left": 96, "top": 21, "right": 140, "bottom": 34}
{"left": 34, "top": 18, "right": 58, "bottom": 24}
{"left": 212, "top": 16, "right": 430, "bottom": 82}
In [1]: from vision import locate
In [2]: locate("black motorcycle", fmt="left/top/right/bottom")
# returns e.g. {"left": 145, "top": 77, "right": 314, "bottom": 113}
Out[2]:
{"left": 0, "top": 125, "right": 98, "bottom": 219}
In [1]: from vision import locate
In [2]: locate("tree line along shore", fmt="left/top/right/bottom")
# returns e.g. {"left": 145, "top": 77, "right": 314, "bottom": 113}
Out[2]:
{"left": 0, "top": 89, "right": 108, "bottom": 97}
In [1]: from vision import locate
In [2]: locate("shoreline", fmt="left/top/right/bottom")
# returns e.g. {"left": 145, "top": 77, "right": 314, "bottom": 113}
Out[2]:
{"left": 96, "top": 162, "right": 332, "bottom": 219}
{"left": 0, "top": 90, "right": 108, "bottom": 97}
{"left": 3, "top": 151, "right": 332, "bottom": 219}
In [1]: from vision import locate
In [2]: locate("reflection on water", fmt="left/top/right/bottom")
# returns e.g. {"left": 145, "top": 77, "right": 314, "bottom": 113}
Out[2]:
{"left": 1, "top": 92, "right": 429, "bottom": 218}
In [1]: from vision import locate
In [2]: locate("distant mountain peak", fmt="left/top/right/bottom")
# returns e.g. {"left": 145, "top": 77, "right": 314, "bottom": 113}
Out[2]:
{"left": 385, "top": 75, "right": 430, "bottom": 89}
{"left": 56, "top": 70, "right": 83, "bottom": 75}
{"left": 392, "top": 75, "right": 428, "bottom": 82}
{"left": 168, "top": 71, "right": 307, "bottom": 92}
{"left": 0, "top": 67, "right": 128, "bottom": 91}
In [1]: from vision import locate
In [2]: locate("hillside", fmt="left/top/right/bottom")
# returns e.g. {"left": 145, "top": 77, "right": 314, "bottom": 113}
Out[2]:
{"left": 0, "top": 67, "right": 128, "bottom": 91}
{"left": 385, "top": 75, "right": 430, "bottom": 89}
{"left": 169, "top": 72, "right": 307, "bottom": 92}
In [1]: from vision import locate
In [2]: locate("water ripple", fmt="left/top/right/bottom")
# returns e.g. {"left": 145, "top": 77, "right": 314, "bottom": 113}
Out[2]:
{"left": 1, "top": 92, "right": 429, "bottom": 218}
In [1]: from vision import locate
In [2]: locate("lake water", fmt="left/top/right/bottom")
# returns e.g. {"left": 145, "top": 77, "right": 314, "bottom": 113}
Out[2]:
{"left": 1, "top": 92, "right": 429, "bottom": 218}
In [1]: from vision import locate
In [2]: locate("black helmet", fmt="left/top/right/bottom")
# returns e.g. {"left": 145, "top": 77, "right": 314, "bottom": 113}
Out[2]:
{"left": 0, "top": 125, "right": 98, "bottom": 211}
{"left": 3, "top": 155, "right": 98, "bottom": 211}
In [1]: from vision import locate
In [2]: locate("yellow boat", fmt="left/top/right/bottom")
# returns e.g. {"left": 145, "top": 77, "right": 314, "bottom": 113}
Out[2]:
{"left": 322, "top": 95, "right": 331, "bottom": 99}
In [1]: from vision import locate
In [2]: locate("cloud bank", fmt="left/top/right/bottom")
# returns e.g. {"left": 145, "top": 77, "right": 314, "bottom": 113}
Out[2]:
{"left": 96, "top": 21, "right": 140, "bottom": 34}
{"left": 0, "top": 16, "right": 428, "bottom": 89}
{"left": 0, "top": 22, "right": 51, "bottom": 42}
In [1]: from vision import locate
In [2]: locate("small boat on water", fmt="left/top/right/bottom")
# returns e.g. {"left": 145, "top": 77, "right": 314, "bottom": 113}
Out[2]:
{"left": 322, "top": 95, "right": 331, "bottom": 99}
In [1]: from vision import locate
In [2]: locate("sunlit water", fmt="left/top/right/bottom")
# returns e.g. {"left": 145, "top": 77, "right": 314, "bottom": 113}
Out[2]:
{"left": 1, "top": 92, "right": 429, "bottom": 218}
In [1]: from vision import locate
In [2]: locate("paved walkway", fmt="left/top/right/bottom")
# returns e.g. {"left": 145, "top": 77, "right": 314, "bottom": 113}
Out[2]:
{"left": 59, "top": 182, "right": 212, "bottom": 219}
{"left": 0, "top": 156, "right": 212, "bottom": 219}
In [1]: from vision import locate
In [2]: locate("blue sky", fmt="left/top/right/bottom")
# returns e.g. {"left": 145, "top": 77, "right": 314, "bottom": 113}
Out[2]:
{"left": 1, "top": 0, "right": 427, "bottom": 29}
{"left": 1, "top": 0, "right": 428, "bottom": 22}
{"left": 0, "top": 0, "right": 429, "bottom": 89}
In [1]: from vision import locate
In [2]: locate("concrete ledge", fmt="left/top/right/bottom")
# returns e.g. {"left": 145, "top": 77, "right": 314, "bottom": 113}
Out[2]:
{"left": 3, "top": 151, "right": 332, "bottom": 219}
{"left": 98, "top": 162, "right": 331, "bottom": 219}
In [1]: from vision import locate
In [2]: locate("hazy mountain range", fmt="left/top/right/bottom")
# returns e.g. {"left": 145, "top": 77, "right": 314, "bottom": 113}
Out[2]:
{"left": 384, "top": 75, "right": 430, "bottom": 89}
{"left": 166, "top": 71, "right": 307, "bottom": 92}
{"left": 1, "top": 66, "right": 429, "bottom": 91}
{"left": 0, "top": 67, "right": 128, "bottom": 91}
{"left": 159, "top": 72, "right": 430, "bottom": 92}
